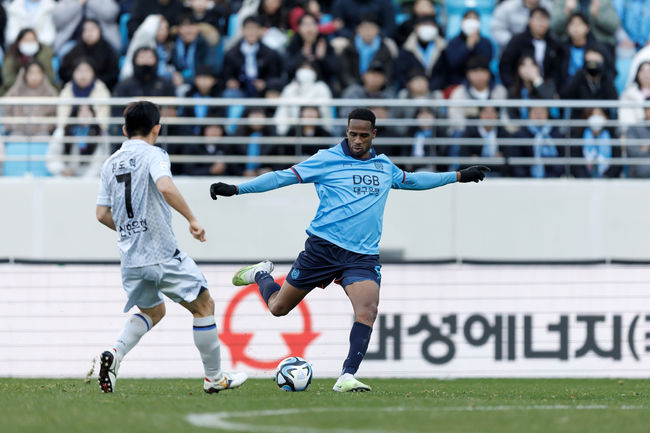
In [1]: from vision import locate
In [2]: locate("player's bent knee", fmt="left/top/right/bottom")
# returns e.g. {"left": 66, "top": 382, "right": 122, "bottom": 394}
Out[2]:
{"left": 358, "top": 303, "right": 378, "bottom": 325}
{"left": 269, "top": 302, "right": 290, "bottom": 317}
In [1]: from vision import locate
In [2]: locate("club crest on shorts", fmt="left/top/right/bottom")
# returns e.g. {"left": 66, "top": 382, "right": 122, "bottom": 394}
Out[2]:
{"left": 291, "top": 268, "right": 300, "bottom": 279}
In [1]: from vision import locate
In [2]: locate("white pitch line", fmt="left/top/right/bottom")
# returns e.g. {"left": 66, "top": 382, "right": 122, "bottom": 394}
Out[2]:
{"left": 186, "top": 404, "right": 648, "bottom": 433}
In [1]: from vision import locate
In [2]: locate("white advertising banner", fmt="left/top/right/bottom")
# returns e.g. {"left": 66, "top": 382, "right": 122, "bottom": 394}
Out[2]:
{"left": 1, "top": 264, "right": 649, "bottom": 379}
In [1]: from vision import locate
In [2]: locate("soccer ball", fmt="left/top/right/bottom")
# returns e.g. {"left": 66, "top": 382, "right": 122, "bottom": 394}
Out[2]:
{"left": 274, "top": 356, "right": 312, "bottom": 392}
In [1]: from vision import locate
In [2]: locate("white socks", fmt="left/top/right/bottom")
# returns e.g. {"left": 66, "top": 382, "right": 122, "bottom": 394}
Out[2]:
{"left": 192, "top": 316, "right": 222, "bottom": 378}
{"left": 113, "top": 313, "right": 153, "bottom": 362}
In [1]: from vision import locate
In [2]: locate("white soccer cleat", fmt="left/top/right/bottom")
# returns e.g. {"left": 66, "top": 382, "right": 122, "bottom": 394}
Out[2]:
{"left": 232, "top": 261, "right": 274, "bottom": 286}
{"left": 98, "top": 349, "right": 120, "bottom": 393}
{"left": 332, "top": 373, "right": 371, "bottom": 392}
{"left": 204, "top": 371, "right": 248, "bottom": 393}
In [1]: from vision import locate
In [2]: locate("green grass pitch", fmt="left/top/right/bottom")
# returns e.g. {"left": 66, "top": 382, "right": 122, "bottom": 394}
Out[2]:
{"left": 1, "top": 378, "right": 648, "bottom": 433}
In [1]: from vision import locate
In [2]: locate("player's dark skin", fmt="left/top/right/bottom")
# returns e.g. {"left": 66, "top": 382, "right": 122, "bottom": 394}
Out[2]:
{"left": 347, "top": 118, "right": 377, "bottom": 159}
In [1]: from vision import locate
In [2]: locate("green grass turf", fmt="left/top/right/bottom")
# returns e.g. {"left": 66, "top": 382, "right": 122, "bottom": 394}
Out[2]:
{"left": 0, "top": 378, "right": 648, "bottom": 433}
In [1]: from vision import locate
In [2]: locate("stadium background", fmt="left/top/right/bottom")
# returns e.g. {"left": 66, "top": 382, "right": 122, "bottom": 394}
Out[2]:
{"left": 1, "top": 0, "right": 650, "bottom": 382}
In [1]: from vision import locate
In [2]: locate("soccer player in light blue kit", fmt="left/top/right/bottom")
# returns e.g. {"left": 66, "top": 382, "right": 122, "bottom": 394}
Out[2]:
{"left": 95, "top": 101, "right": 247, "bottom": 393}
{"left": 210, "top": 108, "right": 488, "bottom": 392}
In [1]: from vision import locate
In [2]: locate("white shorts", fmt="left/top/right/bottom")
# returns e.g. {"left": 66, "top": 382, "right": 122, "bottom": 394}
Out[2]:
{"left": 121, "top": 250, "right": 208, "bottom": 312}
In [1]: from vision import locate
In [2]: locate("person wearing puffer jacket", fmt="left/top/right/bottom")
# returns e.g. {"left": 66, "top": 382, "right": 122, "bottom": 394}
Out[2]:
{"left": 5, "top": 0, "right": 56, "bottom": 47}
{"left": 51, "top": 0, "right": 120, "bottom": 55}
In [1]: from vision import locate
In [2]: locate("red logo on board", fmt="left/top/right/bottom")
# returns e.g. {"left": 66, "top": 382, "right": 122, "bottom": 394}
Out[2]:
{"left": 220, "top": 276, "right": 320, "bottom": 369}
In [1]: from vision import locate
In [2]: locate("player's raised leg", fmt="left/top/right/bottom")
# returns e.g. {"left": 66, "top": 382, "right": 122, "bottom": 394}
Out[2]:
{"left": 181, "top": 288, "right": 247, "bottom": 393}
{"left": 99, "top": 302, "right": 165, "bottom": 393}
{"left": 333, "top": 280, "right": 379, "bottom": 392}
{"left": 233, "top": 261, "right": 310, "bottom": 316}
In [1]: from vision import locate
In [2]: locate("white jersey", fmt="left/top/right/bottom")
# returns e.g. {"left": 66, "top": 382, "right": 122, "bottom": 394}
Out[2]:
{"left": 97, "top": 139, "right": 178, "bottom": 268}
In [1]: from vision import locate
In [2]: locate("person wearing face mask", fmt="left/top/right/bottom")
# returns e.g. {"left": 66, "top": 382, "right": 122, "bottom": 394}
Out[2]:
{"left": 1, "top": 28, "right": 55, "bottom": 95}
{"left": 559, "top": 46, "right": 618, "bottom": 136}
{"left": 432, "top": 9, "right": 494, "bottom": 92}
{"left": 571, "top": 107, "right": 621, "bottom": 178}
{"left": 273, "top": 61, "right": 333, "bottom": 136}
{"left": 394, "top": 14, "right": 446, "bottom": 91}
{"left": 111, "top": 47, "right": 175, "bottom": 142}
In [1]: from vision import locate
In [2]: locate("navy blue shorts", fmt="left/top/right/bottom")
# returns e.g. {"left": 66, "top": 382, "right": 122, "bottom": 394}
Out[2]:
{"left": 286, "top": 235, "right": 382, "bottom": 291}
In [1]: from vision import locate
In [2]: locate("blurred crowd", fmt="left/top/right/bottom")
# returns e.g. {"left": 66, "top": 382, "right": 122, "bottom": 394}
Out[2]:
{"left": 1, "top": 0, "right": 650, "bottom": 178}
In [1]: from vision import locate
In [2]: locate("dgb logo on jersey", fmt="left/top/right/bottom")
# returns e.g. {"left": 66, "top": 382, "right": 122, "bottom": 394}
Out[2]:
{"left": 353, "top": 175, "right": 379, "bottom": 186}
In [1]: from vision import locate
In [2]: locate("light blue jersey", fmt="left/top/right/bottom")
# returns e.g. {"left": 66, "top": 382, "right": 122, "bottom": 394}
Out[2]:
{"left": 237, "top": 139, "right": 457, "bottom": 255}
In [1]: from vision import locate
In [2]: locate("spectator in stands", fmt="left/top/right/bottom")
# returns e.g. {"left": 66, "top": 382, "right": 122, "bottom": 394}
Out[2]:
{"left": 288, "top": 0, "right": 342, "bottom": 35}
{"left": 394, "top": 14, "right": 446, "bottom": 91}
{"left": 171, "top": 113, "right": 229, "bottom": 176}
{"left": 127, "top": 0, "right": 184, "bottom": 39}
{"left": 5, "top": 0, "right": 56, "bottom": 48}
{"left": 499, "top": 6, "right": 564, "bottom": 90}
{"left": 285, "top": 12, "right": 339, "bottom": 93}
{"left": 431, "top": 9, "right": 494, "bottom": 92}
{"left": 614, "top": 0, "right": 650, "bottom": 50}
{"left": 619, "top": 61, "right": 650, "bottom": 134}
{"left": 231, "top": 107, "right": 278, "bottom": 176}
{"left": 551, "top": 0, "right": 619, "bottom": 59}
{"left": 395, "top": 0, "right": 437, "bottom": 47}
{"left": 52, "top": 0, "right": 120, "bottom": 55}
{"left": 337, "top": 15, "right": 395, "bottom": 90}
{"left": 491, "top": 0, "right": 553, "bottom": 50}
{"left": 111, "top": 46, "right": 175, "bottom": 142}
{"left": 558, "top": 12, "right": 612, "bottom": 82}
{"left": 1, "top": 28, "right": 55, "bottom": 95}
{"left": 57, "top": 58, "right": 111, "bottom": 131}
{"left": 180, "top": 65, "right": 224, "bottom": 131}
{"left": 331, "top": 0, "right": 395, "bottom": 39}
{"left": 572, "top": 107, "right": 621, "bottom": 178}
{"left": 511, "top": 105, "right": 565, "bottom": 177}
{"left": 46, "top": 104, "right": 107, "bottom": 177}
{"left": 340, "top": 60, "right": 395, "bottom": 118}
{"left": 274, "top": 60, "right": 333, "bottom": 136}
{"left": 120, "top": 15, "right": 177, "bottom": 83}
{"left": 4, "top": 61, "right": 58, "bottom": 137}
{"left": 460, "top": 105, "right": 509, "bottom": 176}
{"left": 188, "top": 0, "right": 228, "bottom": 43}
{"left": 285, "top": 105, "right": 332, "bottom": 156}
{"left": 393, "top": 69, "right": 441, "bottom": 136}
{"left": 401, "top": 106, "right": 447, "bottom": 172}
{"left": 222, "top": 15, "right": 284, "bottom": 98}
{"left": 507, "top": 54, "right": 556, "bottom": 121}
{"left": 256, "top": 0, "right": 290, "bottom": 51}
{"left": 448, "top": 56, "right": 507, "bottom": 138}
{"left": 114, "top": 46, "right": 175, "bottom": 98}
{"left": 626, "top": 100, "right": 650, "bottom": 177}
{"left": 59, "top": 19, "right": 120, "bottom": 90}
{"left": 171, "top": 14, "right": 219, "bottom": 88}
{"left": 559, "top": 46, "right": 618, "bottom": 125}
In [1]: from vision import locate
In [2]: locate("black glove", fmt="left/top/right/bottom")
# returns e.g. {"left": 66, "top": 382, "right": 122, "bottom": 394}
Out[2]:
{"left": 210, "top": 182, "right": 238, "bottom": 200}
{"left": 459, "top": 166, "right": 490, "bottom": 183}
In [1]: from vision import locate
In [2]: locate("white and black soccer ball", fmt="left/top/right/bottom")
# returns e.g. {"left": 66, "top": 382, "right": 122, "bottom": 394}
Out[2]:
{"left": 274, "top": 356, "right": 312, "bottom": 392}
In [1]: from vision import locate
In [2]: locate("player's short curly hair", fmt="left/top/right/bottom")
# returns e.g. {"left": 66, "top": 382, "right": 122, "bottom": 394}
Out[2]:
{"left": 347, "top": 108, "right": 376, "bottom": 128}
{"left": 123, "top": 101, "right": 160, "bottom": 138}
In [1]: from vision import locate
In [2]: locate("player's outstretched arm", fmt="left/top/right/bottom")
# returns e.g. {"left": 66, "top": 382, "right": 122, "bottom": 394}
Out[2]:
{"left": 96, "top": 206, "right": 116, "bottom": 231}
{"left": 210, "top": 169, "right": 301, "bottom": 200}
{"left": 156, "top": 176, "right": 206, "bottom": 242}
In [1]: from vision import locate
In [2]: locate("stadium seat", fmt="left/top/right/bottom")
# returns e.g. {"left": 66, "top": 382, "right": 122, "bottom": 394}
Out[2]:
{"left": 445, "top": 0, "right": 495, "bottom": 16}
{"left": 615, "top": 57, "right": 633, "bottom": 94}
{"left": 119, "top": 13, "right": 131, "bottom": 55}
{"left": 3, "top": 142, "right": 50, "bottom": 177}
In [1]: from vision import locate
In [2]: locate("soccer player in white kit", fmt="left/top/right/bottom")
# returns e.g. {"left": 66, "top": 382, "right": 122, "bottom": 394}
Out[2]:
{"left": 95, "top": 101, "right": 247, "bottom": 393}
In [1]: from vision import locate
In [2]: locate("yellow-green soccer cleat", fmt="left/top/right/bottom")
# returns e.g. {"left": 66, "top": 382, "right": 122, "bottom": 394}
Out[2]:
{"left": 232, "top": 261, "right": 274, "bottom": 286}
{"left": 332, "top": 373, "right": 372, "bottom": 392}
